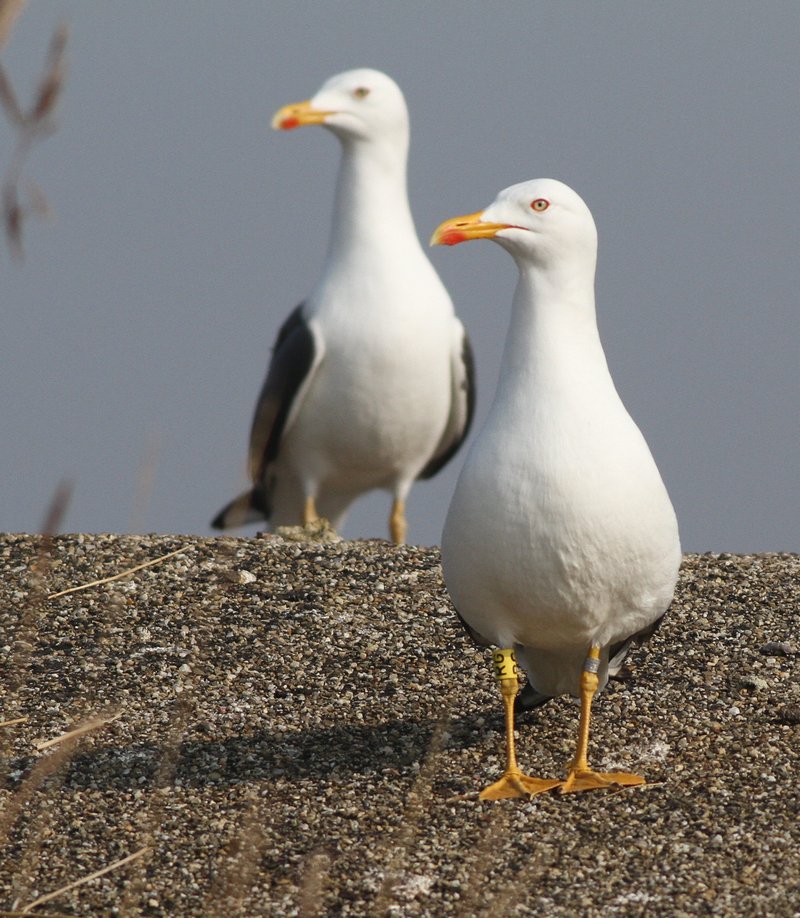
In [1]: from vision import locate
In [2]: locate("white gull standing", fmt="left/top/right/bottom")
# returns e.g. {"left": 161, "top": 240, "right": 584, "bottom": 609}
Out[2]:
{"left": 432, "top": 179, "right": 680, "bottom": 799}
{"left": 213, "top": 69, "right": 474, "bottom": 543}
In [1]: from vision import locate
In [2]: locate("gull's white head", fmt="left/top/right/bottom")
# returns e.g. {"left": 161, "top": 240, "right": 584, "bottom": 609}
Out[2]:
{"left": 272, "top": 68, "right": 408, "bottom": 145}
{"left": 431, "top": 178, "right": 597, "bottom": 270}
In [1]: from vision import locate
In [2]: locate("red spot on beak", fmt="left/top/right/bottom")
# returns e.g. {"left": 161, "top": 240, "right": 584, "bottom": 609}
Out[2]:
{"left": 279, "top": 117, "right": 300, "bottom": 130}
{"left": 438, "top": 228, "right": 467, "bottom": 246}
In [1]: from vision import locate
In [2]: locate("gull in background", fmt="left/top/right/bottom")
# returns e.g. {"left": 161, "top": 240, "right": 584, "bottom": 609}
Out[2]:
{"left": 212, "top": 68, "right": 474, "bottom": 543}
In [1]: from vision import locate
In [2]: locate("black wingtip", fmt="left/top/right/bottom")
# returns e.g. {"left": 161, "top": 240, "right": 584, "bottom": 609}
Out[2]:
{"left": 210, "top": 490, "right": 255, "bottom": 530}
{"left": 211, "top": 485, "right": 271, "bottom": 531}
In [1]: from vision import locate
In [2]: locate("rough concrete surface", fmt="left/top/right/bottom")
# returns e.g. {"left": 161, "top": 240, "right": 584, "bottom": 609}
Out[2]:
{"left": 1, "top": 533, "right": 798, "bottom": 916}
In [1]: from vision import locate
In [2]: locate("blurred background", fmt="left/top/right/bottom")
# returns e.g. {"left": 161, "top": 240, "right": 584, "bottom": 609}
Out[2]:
{"left": 1, "top": 1, "right": 797, "bottom": 551}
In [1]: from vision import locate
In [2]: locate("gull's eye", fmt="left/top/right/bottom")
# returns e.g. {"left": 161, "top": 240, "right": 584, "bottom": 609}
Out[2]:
{"left": 353, "top": 86, "right": 370, "bottom": 99}
{"left": 531, "top": 198, "right": 550, "bottom": 212}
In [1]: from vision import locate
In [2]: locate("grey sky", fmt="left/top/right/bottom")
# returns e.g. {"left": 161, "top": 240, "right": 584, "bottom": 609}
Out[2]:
{"left": 2, "top": 1, "right": 798, "bottom": 550}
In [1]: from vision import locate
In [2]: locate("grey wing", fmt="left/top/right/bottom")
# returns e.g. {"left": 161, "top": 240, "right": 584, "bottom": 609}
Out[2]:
{"left": 211, "top": 305, "right": 322, "bottom": 530}
{"left": 418, "top": 320, "right": 476, "bottom": 480}
{"left": 247, "top": 304, "right": 320, "bottom": 485}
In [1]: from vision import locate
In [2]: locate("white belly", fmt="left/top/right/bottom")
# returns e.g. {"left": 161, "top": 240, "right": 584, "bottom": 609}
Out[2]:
{"left": 279, "top": 322, "right": 452, "bottom": 495}
{"left": 442, "top": 414, "right": 680, "bottom": 694}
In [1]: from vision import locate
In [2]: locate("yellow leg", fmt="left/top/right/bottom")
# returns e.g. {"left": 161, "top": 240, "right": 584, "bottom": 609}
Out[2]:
{"left": 389, "top": 498, "right": 406, "bottom": 545}
{"left": 303, "top": 495, "right": 319, "bottom": 526}
{"left": 560, "top": 644, "right": 645, "bottom": 794}
{"left": 480, "top": 650, "right": 561, "bottom": 800}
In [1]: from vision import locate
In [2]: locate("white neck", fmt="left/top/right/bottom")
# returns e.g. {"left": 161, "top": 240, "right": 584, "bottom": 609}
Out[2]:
{"left": 495, "top": 257, "right": 616, "bottom": 414}
{"left": 325, "top": 135, "right": 419, "bottom": 267}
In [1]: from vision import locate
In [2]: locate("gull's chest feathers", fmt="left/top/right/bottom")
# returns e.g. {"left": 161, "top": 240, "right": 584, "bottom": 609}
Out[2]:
{"left": 309, "top": 248, "right": 455, "bottom": 402}
{"left": 489, "top": 370, "right": 654, "bottom": 512}
{"left": 446, "top": 308, "right": 680, "bottom": 645}
{"left": 473, "top": 383, "right": 668, "bottom": 569}
{"left": 451, "top": 389, "right": 678, "bottom": 652}
{"left": 286, "top": 255, "right": 455, "bottom": 477}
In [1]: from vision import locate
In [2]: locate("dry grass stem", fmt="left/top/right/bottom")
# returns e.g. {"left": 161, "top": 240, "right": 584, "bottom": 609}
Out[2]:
{"left": 0, "top": 0, "right": 26, "bottom": 48}
{"left": 204, "top": 796, "right": 270, "bottom": 918}
{"left": 0, "top": 65, "right": 23, "bottom": 124}
{"left": 0, "top": 911, "right": 84, "bottom": 917}
{"left": 451, "top": 809, "right": 508, "bottom": 915}
{"left": 30, "top": 23, "right": 66, "bottom": 122}
{"left": 0, "top": 729, "right": 79, "bottom": 849}
{"left": 297, "top": 851, "right": 332, "bottom": 918}
{"left": 1, "top": 484, "right": 72, "bottom": 768}
{"left": 479, "top": 842, "right": 557, "bottom": 916}
{"left": 47, "top": 547, "right": 184, "bottom": 599}
{"left": 0, "top": 716, "right": 29, "bottom": 729}
{"left": 37, "top": 480, "right": 72, "bottom": 544}
{"left": 33, "top": 713, "right": 121, "bottom": 752}
{"left": 0, "top": 714, "right": 120, "bottom": 862}
{"left": 3, "top": 180, "right": 21, "bottom": 256}
{"left": 127, "top": 431, "right": 161, "bottom": 534}
{"left": 117, "top": 696, "right": 193, "bottom": 915}
{"left": 602, "top": 779, "right": 665, "bottom": 799}
{"left": 18, "top": 847, "right": 150, "bottom": 914}
{"left": 0, "top": 10, "right": 67, "bottom": 258}
{"left": 371, "top": 719, "right": 450, "bottom": 915}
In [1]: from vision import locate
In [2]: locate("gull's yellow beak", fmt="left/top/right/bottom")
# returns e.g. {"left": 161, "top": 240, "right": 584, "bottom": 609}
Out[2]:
{"left": 271, "top": 99, "right": 335, "bottom": 131}
{"left": 430, "top": 211, "right": 513, "bottom": 246}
